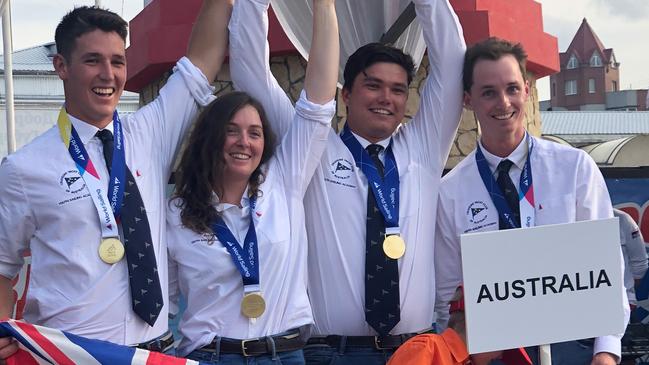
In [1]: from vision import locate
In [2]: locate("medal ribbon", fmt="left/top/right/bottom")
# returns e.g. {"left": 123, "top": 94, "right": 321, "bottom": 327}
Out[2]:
{"left": 340, "top": 124, "right": 400, "bottom": 234}
{"left": 57, "top": 107, "right": 127, "bottom": 239}
{"left": 210, "top": 196, "right": 261, "bottom": 293}
{"left": 475, "top": 135, "right": 535, "bottom": 229}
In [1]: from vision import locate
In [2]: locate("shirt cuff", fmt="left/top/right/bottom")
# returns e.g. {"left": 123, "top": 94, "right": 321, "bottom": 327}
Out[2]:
{"left": 0, "top": 261, "right": 23, "bottom": 280}
{"left": 174, "top": 56, "right": 217, "bottom": 107}
{"left": 594, "top": 335, "right": 622, "bottom": 363}
{"left": 295, "top": 90, "right": 336, "bottom": 124}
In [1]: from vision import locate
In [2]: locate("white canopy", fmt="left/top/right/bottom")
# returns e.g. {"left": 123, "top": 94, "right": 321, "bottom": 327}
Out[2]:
{"left": 270, "top": 0, "right": 426, "bottom": 85}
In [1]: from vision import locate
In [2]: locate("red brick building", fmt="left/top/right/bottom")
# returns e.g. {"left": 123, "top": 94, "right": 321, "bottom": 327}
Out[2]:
{"left": 549, "top": 18, "right": 647, "bottom": 111}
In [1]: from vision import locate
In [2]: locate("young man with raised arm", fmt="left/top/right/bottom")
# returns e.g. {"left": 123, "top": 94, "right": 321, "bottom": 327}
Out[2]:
{"left": 229, "top": 0, "right": 465, "bottom": 363}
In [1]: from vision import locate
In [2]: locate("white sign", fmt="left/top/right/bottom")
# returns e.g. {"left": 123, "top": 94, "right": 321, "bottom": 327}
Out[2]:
{"left": 461, "top": 218, "right": 626, "bottom": 354}
{"left": 270, "top": 0, "right": 426, "bottom": 84}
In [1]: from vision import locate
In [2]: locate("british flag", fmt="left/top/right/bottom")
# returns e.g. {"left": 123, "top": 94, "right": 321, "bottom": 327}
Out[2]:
{"left": 0, "top": 319, "right": 205, "bottom": 365}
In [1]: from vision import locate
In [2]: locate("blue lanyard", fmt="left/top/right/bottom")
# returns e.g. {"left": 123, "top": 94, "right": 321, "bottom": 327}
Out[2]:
{"left": 64, "top": 110, "right": 127, "bottom": 219}
{"left": 475, "top": 137, "right": 535, "bottom": 230}
{"left": 210, "top": 196, "right": 260, "bottom": 287}
{"left": 340, "top": 124, "right": 400, "bottom": 230}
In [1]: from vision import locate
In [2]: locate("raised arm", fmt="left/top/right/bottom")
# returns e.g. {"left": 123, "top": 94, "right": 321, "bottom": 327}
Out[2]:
{"left": 304, "top": 0, "right": 338, "bottom": 103}
{"left": 403, "top": 0, "right": 465, "bottom": 168}
{"left": 187, "top": 0, "right": 234, "bottom": 82}
{"left": 275, "top": 0, "right": 337, "bottom": 197}
{"left": 229, "top": 0, "right": 297, "bottom": 140}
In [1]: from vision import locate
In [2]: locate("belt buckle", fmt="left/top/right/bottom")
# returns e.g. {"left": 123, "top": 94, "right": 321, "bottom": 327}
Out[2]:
{"left": 241, "top": 339, "right": 254, "bottom": 357}
{"left": 374, "top": 336, "right": 390, "bottom": 350}
{"left": 149, "top": 339, "right": 161, "bottom": 352}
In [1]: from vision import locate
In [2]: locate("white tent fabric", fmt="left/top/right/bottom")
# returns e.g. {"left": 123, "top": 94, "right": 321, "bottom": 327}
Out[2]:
{"left": 0, "top": 0, "right": 6, "bottom": 17}
{"left": 270, "top": 0, "right": 426, "bottom": 84}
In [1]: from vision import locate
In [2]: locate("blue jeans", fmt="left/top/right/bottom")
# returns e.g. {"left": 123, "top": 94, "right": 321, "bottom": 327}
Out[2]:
{"left": 304, "top": 344, "right": 394, "bottom": 365}
{"left": 526, "top": 340, "right": 593, "bottom": 365}
{"left": 186, "top": 348, "right": 305, "bottom": 365}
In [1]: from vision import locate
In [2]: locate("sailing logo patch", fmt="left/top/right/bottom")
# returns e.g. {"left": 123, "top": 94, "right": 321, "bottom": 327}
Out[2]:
{"left": 467, "top": 201, "right": 489, "bottom": 224}
{"left": 330, "top": 158, "right": 353, "bottom": 179}
{"left": 59, "top": 170, "right": 86, "bottom": 194}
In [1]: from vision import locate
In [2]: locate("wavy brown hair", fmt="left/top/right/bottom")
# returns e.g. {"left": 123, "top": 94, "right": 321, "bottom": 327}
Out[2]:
{"left": 173, "top": 92, "right": 277, "bottom": 234}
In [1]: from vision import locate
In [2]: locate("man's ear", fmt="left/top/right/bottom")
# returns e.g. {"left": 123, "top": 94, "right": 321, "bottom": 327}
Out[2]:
{"left": 463, "top": 91, "right": 473, "bottom": 111}
{"left": 53, "top": 54, "right": 68, "bottom": 81}
{"left": 341, "top": 86, "right": 351, "bottom": 106}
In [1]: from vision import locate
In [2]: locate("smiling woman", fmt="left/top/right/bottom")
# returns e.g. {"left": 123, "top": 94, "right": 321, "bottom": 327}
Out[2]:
{"left": 164, "top": 1, "right": 339, "bottom": 363}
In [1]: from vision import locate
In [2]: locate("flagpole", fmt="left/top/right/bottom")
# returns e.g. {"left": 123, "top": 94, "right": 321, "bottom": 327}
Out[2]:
{"left": 2, "top": 0, "right": 16, "bottom": 154}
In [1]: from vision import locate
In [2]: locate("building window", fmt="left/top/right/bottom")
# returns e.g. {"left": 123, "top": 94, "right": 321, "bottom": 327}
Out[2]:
{"left": 612, "top": 80, "right": 618, "bottom": 91}
{"left": 552, "top": 82, "right": 556, "bottom": 97}
{"left": 565, "top": 80, "right": 577, "bottom": 95}
{"left": 567, "top": 55, "right": 578, "bottom": 69}
{"left": 590, "top": 52, "right": 602, "bottom": 67}
{"left": 588, "top": 79, "right": 596, "bottom": 93}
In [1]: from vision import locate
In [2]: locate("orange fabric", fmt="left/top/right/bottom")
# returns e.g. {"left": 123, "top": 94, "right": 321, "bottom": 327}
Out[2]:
{"left": 387, "top": 329, "right": 470, "bottom": 365}
{"left": 387, "top": 329, "right": 532, "bottom": 365}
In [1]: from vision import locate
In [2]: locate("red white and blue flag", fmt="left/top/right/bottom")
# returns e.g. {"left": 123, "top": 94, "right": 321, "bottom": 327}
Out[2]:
{"left": 0, "top": 319, "right": 205, "bottom": 365}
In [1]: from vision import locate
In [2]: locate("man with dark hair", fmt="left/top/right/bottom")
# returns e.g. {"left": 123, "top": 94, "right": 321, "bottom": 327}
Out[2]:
{"left": 229, "top": 0, "right": 465, "bottom": 363}
{"left": 0, "top": 1, "right": 232, "bottom": 361}
{"left": 434, "top": 37, "right": 628, "bottom": 365}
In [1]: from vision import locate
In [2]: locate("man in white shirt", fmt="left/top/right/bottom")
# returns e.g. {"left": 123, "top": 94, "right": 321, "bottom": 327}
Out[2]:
{"left": 434, "top": 37, "right": 629, "bottom": 365}
{"left": 615, "top": 208, "right": 648, "bottom": 308}
{"left": 0, "top": 0, "right": 231, "bottom": 361}
{"left": 229, "top": 0, "right": 465, "bottom": 363}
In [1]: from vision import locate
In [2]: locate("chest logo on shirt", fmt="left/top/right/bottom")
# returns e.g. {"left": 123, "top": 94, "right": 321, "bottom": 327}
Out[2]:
{"left": 59, "top": 170, "right": 86, "bottom": 194}
{"left": 330, "top": 158, "right": 354, "bottom": 179}
{"left": 467, "top": 201, "right": 489, "bottom": 224}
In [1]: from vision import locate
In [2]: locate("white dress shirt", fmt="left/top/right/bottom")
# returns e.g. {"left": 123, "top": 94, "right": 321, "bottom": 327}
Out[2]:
{"left": 230, "top": 0, "right": 466, "bottom": 335}
{"left": 615, "top": 208, "right": 648, "bottom": 305}
{"left": 434, "top": 135, "right": 629, "bottom": 358}
{"left": 167, "top": 92, "right": 335, "bottom": 356}
{"left": 0, "top": 57, "right": 215, "bottom": 345}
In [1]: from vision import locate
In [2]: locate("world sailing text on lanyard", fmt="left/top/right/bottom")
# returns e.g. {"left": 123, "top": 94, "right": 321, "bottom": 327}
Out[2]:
{"left": 475, "top": 136, "right": 535, "bottom": 230}
{"left": 210, "top": 196, "right": 261, "bottom": 293}
{"left": 57, "top": 107, "right": 127, "bottom": 240}
{"left": 340, "top": 124, "right": 400, "bottom": 234}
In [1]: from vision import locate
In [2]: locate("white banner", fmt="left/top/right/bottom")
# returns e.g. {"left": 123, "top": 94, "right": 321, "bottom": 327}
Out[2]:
{"left": 270, "top": 0, "right": 426, "bottom": 84}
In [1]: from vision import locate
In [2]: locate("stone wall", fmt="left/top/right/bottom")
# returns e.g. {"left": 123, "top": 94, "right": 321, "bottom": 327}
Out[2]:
{"left": 139, "top": 54, "right": 541, "bottom": 170}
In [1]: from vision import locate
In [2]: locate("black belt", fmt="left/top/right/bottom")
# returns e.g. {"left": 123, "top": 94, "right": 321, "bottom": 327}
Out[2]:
{"left": 201, "top": 326, "right": 308, "bottom": 356}
{"left": 132, "top": 331, "right": 174, "bottom": 353}
{"left": 307, "top": 329, "right": 434, "bottom": 351}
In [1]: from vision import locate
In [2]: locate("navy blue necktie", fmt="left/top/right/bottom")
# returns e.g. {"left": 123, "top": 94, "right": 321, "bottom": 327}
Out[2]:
{"left": 364, "top": 144, "right": 400, "bottom": 335}
{"left": 496, "top": 159, "right": 521, "bottom": 230}
{"left": 96, "top": 130, "right": 163, "bottom": 326}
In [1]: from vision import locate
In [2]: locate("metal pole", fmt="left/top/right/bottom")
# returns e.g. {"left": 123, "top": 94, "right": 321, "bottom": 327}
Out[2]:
{"left": 2, "top": 0, "right": 16, "bottom": 154}
{"left": 540, "top": 344, "right": 552, "bottom": 365}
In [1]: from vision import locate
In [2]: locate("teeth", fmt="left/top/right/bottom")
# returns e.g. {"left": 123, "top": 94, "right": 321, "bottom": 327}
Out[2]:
{"left": 370, "top": 108, "right": 391, "bottom": 115}
{"left": 493, "top": 112, "right": 515, "bottom": 120}
{"left": 230, "top": 153, "right": 251, "bottom": 160}
{"left": 93, "top": 87, "right": 114, "bottom": 96}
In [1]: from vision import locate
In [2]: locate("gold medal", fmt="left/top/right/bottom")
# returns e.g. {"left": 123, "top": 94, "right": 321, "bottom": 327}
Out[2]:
{"left": 241, "top": 292, "right": 266, "bottom": 318}
{"left": 383, "top": 235, "right": 406, "bottom": 259}
{"left": 99, "top": 237, "right": 125, "bottom": 264}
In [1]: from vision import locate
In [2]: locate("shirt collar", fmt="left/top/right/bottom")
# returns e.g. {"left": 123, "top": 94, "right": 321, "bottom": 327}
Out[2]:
{"left": 478, "top": 133, "right": 529, "bottom": 174}
{"left": 68, "top": 113, "right": 114, "bottom": 145}
{"left": 350, "top": 130, "right": 391, "bottom": 151}
{"left": 214, "top": 187, "right": 251, "bottom": 213}
{"left": 440, "top": 329, "right": 470, "bottom": 364}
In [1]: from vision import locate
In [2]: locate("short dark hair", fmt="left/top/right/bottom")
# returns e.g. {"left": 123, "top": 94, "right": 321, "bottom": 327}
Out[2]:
{"left": 173, "top": 92, "right": 277, "bottom": 235}
{"left": 463, "top": 37, "right": 528, "bottom": 92}
{"left": 343, "top": 42, "right": 415, "bottom": 91}
{"left": 55, "top": 6, "right": 127, "bottom": 60}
